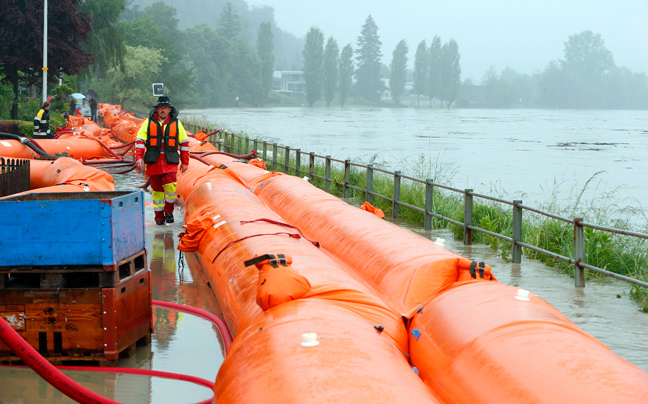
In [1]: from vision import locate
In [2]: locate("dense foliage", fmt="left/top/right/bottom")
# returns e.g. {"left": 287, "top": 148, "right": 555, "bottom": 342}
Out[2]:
{"left": 323, "top": 37, "right": 340, "bottom": 107}
{"left": 354, "top": 15, "right": 383, "bottom": 103}
{"left": 0, "top": 0, "right": 92, "bottom": 118}
{"left": 302, "top": 27, "right": 324, "bottom": 107}
{"left": 389, "top": 40, "right": 408, "bottom": 105}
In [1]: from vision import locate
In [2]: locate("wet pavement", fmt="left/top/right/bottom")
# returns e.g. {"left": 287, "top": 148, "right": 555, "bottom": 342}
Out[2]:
{"left": 0, "top": 171, "right": 224, "bottom": 404}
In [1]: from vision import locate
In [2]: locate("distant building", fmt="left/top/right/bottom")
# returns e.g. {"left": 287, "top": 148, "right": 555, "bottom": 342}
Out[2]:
{"left": 273, "top": 71, "right": 304, "bottom": 95}
{"left": 380, "top": 79, "right": 415, "bottom": 104}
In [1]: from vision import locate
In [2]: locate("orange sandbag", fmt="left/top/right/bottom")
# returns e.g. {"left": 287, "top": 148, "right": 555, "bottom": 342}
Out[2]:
{"left": 360, "top": 201, "right": 385, "bottom": 219}
{"left": 409, "top": 281, "right": 648, "bottom": 403}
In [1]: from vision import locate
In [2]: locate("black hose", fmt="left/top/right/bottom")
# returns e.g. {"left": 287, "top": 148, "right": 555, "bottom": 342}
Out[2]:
{"left": 0, "top": 132, "right": 56, "bottom": 159}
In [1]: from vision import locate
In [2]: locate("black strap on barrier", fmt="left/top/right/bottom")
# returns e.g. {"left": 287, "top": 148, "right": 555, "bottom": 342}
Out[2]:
{"left": 244, "top": 253, "right": 290, "bottom": 268}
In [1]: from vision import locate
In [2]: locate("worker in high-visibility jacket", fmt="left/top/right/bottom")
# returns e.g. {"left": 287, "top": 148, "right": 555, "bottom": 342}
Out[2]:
{"left": 135, "top": 96, "right": 190, "bottom": 225}
{"left": 33, "top": 101, "right": 53, "bottom": 138}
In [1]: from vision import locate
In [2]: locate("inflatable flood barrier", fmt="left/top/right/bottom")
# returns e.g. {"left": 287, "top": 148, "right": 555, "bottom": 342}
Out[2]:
{"left": 178, "top": 150, "right": 648, "bottom": 403}
{"left": 5, "top": 103, "right": 646, "bottom": 402}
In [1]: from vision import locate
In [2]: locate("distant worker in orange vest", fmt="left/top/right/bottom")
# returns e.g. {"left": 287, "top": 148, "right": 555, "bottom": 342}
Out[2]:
{"left": 135, "top": 96, "right": 190, "bottom": 225}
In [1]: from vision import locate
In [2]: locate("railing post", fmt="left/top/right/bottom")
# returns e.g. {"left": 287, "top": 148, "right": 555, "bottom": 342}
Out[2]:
{"left": 272, "top": 143, "right": 278, "bottom": 171}
{"left": 284, "top": 146, "right": 290, "bottom": 173}
{"left": 295, "top": 149, "right": 301, "bottom": 176}
{"left": 245, "top": 137, "right": 249, "bottom": 154}
{"left": 574, "top": 217, "right": 585, "bottom": 287}
{"left": 366, "top": 164, "right": 374, "bottom": 203}
{"left": 512, "top": 200, "right": 523, "bottom": 263}
{"left": 309, "top": 152, "right": 315, "bottom": 179}
{"left": 425, "top": 179, "right": 433, "bottom": 230}
{"left": 392, "top": 170, "right": 401, "bottom": 219}
{"left": 223, "top": 132, "right": 229, "bottom": 153}
{"left": 464, "top": 189, "right": 473, "bottom": 245}
{"left": 237, "top": 136, "right": 242, "bottom": 154}
{"left": 325, "top": 155, "right": 331, "bottom": 192}
{"left": 344, "top": 159, "right": 351, "bottom": 199}
{"left": 254, "top": 139, "right": 258, "bottom": 156}
{"left": 262, "top": 141, "right": 267, "bottom": 160}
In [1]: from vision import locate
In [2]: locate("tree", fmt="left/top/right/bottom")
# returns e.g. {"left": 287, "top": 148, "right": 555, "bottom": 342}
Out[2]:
{"left": 182, "top": 24, "right": 232, "bottom": 106}
{"left": 103, "top": 45, "right": 166, "bottom": 106}
{"left": 562, "top": 30, "right": 614, "bottom": 77}
{"left": 323, "top": 37, "right": 339, "bottom": 107}
{"left": 302, "top": 26, "right": 324, "bottom": 107}
{"left": 355, "top": 15, "right": 382, "bottom": 103}
{"left": 389, "top": 39, "right": 408, "bottom": 105}
{"left": 338, "top": 44, "right": 354, "bottom": 108}
{"left": 217, "top": 2, "right": 241, "bottom": 40}
{"left": 128, "top": 2, "right": 193, "bottom": 105}
{"left": 78, "top": 0, "right": 126, "bottom": 75}
{"left": 0, "top": 0, "right": 93, "bottom": 118}
{"left": 231, "top": 39, "right": 262, "bottom": 107}
{"left": 440, "top": 39, "right": 461, "bottom": 108}
{"left": 257, "top": 22, "right": 274, "bottom": 105}
{"left": 427, "top": 36, "right": 442, "bottom": 107}
{"left": 481, "top": 66, "right": 517, "bottom": 108}
{"left": 413, "top": 40, "right": 428, "bottom": 107}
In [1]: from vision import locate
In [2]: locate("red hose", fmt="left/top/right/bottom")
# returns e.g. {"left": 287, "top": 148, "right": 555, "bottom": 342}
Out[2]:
{"left": 109, "top": 141, "right": 135, "bottom": 150}
{"left": 189, "top": 154, "right": 212, "bottom": 166}
{"left": 196, "top": 150, "right": 258, "bottom": 160}
{"left": 0, "top": 317, "right": 121, "bottom": 404}
{"left": 0, "top": 299, "right": 234, "bottom": 404}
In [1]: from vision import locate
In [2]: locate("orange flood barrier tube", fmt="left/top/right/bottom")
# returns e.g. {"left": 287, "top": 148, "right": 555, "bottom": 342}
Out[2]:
{"left": 176, "top": 163, "right": 442, "bottom": 403}
{"left": 0, "top": 138, "right": 112, "bottom": 160}
{"left": 179, "top": 152, "right": 648, "bottom": 403}
{"left": 1, "top": 157, "right": 115, "bottom": 195}
{"left": 187, "top": 153, "right": 491, "bottom": 317}
{"left": 409, "top": 282, "right": 648, "bottom": 403}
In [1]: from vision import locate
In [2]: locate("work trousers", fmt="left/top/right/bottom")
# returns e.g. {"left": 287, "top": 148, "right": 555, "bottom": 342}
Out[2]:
{"left": 149, "top": 171, "right": 177, "bottom": 222}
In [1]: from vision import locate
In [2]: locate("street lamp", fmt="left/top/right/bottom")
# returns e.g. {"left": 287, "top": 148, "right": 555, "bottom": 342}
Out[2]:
{"left": 42, "top": 0, "right": 48, "bottom": 103}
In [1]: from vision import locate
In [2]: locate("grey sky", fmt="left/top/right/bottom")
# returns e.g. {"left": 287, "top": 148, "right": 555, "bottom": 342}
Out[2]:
{"left": 245, "top": 0, "right": 648, "bottom": 82}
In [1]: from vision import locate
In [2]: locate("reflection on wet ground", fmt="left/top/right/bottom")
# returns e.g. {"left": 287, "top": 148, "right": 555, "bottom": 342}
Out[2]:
{"left": 0, "top": 172, "right": 224, "bottom": 404}
{"left": 2, "top": 170, "right": 647, "bottom": 403}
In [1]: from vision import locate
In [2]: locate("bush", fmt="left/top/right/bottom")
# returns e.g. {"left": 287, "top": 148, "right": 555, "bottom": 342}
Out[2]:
{"left": 0, "top": 120, "right": 21, "bottom": 135}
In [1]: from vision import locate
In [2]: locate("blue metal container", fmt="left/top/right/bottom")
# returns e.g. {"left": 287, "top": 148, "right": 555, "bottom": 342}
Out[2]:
{"left": 0, "top": 191, "right": 145, "bottom": 269}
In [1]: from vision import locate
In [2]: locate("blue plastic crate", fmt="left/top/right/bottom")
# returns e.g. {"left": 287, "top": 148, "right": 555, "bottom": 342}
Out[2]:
{"left": 0, "top": 191, "right": 145, "bottom": 269}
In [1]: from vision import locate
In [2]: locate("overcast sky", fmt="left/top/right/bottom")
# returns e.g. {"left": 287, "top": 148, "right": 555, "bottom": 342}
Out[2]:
{"left": 245, "top": 0, "right": 648, "bottom": 82}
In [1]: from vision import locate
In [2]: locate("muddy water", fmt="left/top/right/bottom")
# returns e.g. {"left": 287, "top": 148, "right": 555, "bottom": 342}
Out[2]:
{"left": 2, "top": 115, "right": 648, "bottom": 402}
{"left": 186, "top": 107, "right": 648, "bottom": 208}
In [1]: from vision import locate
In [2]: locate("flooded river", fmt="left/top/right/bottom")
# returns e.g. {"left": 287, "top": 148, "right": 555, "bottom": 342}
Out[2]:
{"left": 186, "top": 107, "right": 648, "bottom": 210}
{"left": 2, "top": 107, "right": 648, "bottom": 402}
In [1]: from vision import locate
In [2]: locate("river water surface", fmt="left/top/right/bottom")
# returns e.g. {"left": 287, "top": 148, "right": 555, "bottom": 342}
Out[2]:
{"left": 186, "top": 107, "right": 648, "bottom": 209}
{"left": 1, "top": 108, "right": 647, "bottom": 402}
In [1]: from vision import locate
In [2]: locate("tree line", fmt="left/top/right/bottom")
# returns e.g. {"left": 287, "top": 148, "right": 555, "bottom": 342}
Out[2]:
{"left": 301, "top": 16, "right": 462, "bottom": 108}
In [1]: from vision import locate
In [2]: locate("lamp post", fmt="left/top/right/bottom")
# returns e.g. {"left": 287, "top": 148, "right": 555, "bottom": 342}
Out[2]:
{"left": 42, "top": 0, "right": 48, "bottom": 103}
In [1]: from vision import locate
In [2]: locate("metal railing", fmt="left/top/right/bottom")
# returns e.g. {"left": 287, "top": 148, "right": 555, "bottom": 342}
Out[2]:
{"left": 184, "top": 124, "right": 648, "bottom": 289}
{"left": 0, "top": 158, "right": 30, "bottom": 198}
